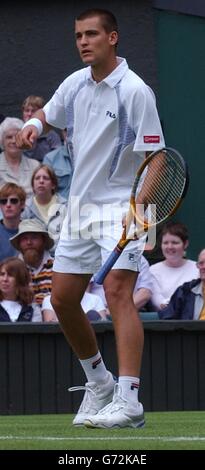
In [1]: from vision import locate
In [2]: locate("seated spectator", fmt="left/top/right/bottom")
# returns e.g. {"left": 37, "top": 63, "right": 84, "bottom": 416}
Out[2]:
{"left": 89, "top": 255, "right": 153, "bottom": 312}
{"left": 22, "top": 95, "right": 61, "bottom": 161}
{"left": 42, "top": 290, "right": 109, "bottom": 322}
{"left": 40, "top": 294, "right": 58, "bottom": 323}
{"left": 0, "top": 257, "right": 42, "bottom": 322}
{"left": 159, "top": 248, "right": 205, "bottom": 320}
{"left": 133, "top": 255, "right": 153, "bottom": 310}
{"left": 0, "top": 183, "right": 26, "bottom": 261}
{"left": 43, "top": 129, "right": 73, "bottom": 199}
{"left": 22, "top": 164, "right": 67, "bottom": 254}
{"left": 0, "top": 117, "right": 39, "bottom": 197}
{"left": 10, "top": 219, "right": 54, "bottom": 309}
{"left": 149, "top": 222, "right": 199, "bottom": 310}
{"left": 81, "top": 290, "right": 110, "bottom": 321}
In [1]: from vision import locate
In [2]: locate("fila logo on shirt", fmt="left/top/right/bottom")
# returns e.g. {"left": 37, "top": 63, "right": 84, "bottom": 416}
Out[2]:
{"left": 106, "top": 110, "right": 116, "bottom": 119}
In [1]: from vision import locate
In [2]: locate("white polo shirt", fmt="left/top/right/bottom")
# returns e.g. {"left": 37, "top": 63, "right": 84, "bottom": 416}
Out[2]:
{"left": 44, "top": 57, "right": 165, "bottom": 235}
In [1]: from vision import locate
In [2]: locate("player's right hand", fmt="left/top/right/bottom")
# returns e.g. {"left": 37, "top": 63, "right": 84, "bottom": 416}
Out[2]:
{"left": 15, "top": 125, "right": 39, "bottom": 149}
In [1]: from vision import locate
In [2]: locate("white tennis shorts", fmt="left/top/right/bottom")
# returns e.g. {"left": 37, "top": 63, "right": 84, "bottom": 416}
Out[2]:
{"left": 53, "top": 221, "right": 146, "bottom": 274}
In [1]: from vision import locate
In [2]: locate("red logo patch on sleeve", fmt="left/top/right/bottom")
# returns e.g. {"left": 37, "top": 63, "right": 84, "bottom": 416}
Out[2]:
{"left": 143, "top": 136, "right": 160, "bottom": 143}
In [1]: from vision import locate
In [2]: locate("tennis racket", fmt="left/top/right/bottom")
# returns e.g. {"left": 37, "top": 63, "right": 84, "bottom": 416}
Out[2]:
{"left": 94, "top": 147, "right": 189, "bottom": 284}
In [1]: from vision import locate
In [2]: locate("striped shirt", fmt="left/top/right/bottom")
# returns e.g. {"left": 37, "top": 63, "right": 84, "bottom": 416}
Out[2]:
{"left": 28, "top": 252, "right": 53, "bottom": 307}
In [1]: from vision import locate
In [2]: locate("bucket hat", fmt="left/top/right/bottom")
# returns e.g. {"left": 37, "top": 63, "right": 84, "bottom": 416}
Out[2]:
{"left": 10, "top": 219, "right": 54, "bottom": 251}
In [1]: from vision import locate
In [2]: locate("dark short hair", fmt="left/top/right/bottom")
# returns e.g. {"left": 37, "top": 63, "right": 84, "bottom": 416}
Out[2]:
{"left": 161, "top": 221, "right": 189, "bottom": 243}
{"left": 76, "top": 8, "right": 118, "bottom": 34}
{"left": 22, "top": 95, "right": 45, "bottom": 110}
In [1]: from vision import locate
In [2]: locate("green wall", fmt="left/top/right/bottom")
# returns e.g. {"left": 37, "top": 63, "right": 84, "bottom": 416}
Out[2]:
{"left": 155, "top": 10, "right": 205, "bottom": 259}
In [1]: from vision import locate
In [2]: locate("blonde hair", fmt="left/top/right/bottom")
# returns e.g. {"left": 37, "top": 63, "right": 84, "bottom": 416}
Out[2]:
{"left": 22, "top": 95, "right": 45, "bottom": 110}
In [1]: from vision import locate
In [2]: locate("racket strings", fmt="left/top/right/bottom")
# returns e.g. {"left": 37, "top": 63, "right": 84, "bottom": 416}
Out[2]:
{"left": 135, "top": 152, "right": 186, "bottom": 225}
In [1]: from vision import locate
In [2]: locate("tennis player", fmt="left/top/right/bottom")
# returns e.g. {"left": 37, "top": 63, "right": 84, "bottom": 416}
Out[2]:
{"left": 16, "top": 8, "right": 165, "bottom": 428}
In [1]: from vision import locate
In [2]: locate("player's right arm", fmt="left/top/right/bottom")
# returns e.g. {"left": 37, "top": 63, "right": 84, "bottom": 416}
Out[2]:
{"left": 16, "top": 109, "right": 52, "bottom": 149}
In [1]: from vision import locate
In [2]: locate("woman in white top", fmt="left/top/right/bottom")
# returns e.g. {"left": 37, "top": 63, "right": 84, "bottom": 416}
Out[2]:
{"left": 149, "top": 222, "right": 199, "bottom": 310}
{"left": 0, "top": 257, "right": 42, "bottom": 322}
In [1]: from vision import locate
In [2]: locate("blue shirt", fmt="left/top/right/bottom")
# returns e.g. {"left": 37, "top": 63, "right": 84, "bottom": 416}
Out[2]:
{"left": 0, "top": 221, "right": 18, "bottom": 261}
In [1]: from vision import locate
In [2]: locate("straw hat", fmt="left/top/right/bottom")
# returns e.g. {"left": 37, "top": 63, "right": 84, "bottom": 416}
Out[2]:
{"left": 10, "top": 219, "right": 54, "bottom": 251}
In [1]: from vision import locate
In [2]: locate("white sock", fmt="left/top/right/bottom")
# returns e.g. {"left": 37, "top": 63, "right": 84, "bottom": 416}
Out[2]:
{"left": 79, "top": 352, "right": 109, "bottom": 383}
{"left": 118, "top": 376, "right": 140, "bottom": 403}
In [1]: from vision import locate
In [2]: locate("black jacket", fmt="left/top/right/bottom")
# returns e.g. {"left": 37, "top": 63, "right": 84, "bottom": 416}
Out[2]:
{"left": 158, "top": 278, "right": 201, "bottom": 319}
{"left": 0, "top": 304, "right": 33, "bottom": 322}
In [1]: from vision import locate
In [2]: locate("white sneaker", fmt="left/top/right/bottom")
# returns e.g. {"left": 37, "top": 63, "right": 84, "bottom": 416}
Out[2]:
{"left": 84, "top": 383, "right": 145, "bottom": 429}
{"left": 69, "top": 371, "right": 116, "bottom": 426}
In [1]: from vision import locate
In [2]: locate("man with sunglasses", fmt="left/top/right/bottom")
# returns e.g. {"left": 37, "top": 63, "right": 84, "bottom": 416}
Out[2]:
{"left": 0, "top": 183, "right": 26, "bottom": 261}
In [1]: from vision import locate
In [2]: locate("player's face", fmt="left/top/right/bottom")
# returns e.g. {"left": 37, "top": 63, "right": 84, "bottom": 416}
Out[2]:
{"left": 75, "top": 16, "right": 117, "bottom": 66}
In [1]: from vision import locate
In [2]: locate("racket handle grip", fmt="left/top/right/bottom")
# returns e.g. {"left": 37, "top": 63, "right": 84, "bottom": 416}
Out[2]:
{"left": 94, "top": 248, "right": 122, "bottom": 284}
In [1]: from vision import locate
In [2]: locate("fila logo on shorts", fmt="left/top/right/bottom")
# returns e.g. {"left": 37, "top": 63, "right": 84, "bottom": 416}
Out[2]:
{"left": 143, "top": 135, "right": 160, "bottom": 143}
{"left": 128, "top": 253, "right": 135, "bottom": 263}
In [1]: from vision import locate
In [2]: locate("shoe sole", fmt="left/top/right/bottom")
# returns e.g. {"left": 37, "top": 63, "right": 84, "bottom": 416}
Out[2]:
{"left": 84, "top": 418, "right": 145, "bottom": 429}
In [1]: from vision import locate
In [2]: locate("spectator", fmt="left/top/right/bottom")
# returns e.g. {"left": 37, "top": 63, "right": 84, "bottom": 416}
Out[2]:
{"left": 22, "top": 95, "right": 61, "bottom": 162}
{"left": 133, "top": 255, "right": 153, "bottom": 310}
{"left": 43, "top": 129, "right": 73, "bottom": 199}
{"left": 149, "top": 222, "right": 199, "bottom": 310}
{"left": 159, "top": 248, "right": 205, "bottom": 320}
{"left": 43, "top": 289, "right": 109, "bottom": 322}
{"left": 0, "top": 183, "right": 26, "bottom": 261}
{"left": 0, "top": 117, "right": 39, "bottom": 197}
{"left": 82, "top": 288, "right": 110, "bottom": 321}
{"left": 10, "top": 219, "right": 54, "bottom": 310}
{"left": 0, "top": 257, "right": 42, "bottom": 322}
{"left": 22, "top": 164, "right": 67, "bottom": 254}
{"left": 89, "top": 255, "right": 153, "bottom": 312}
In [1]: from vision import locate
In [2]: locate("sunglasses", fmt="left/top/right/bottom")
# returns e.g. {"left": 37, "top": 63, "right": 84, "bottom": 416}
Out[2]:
{"left": 0, "top": 197, "right": 20, "bottom": 205}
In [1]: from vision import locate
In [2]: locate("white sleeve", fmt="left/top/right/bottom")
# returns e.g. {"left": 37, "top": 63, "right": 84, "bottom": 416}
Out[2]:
{"left": 133, "top": 85, "right": 165, "bottom": 152}
{"left": 42, "top": 295, "right": 53, "bottom": 311}
{"left": 134, "top": 256, "right": 153, "bottom": 292}
{"left": 43, "top": 83, "right": 67, "bottom": 130}
{"left": 149, "top": 272, "right": 167, "bottom": 310}
{"left": 81, "top": 292, "right": 106, "bottom": 313}
{"left": 31, "top": 303, "right": 43, "bottom": 322}
{"left": 43, "top": 70, "right": 86, "bottom": 130}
